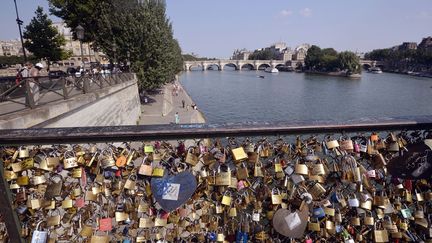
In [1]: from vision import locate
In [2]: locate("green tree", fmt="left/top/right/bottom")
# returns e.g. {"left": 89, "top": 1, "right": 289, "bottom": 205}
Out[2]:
{"left": 249, "top": 49, "right": 277, "bottom": 60}
{"left": 23, "top": 6, "right": 69, "bottom": 70}
{"left": 48, "top": 0, "right": 106, "bottom": 43}
{"left": 50, "top": 0, "right": 182, "bottom": 91}
{"left": 338, "top": 51, "right": 361, "bottom": 74}
{"left": 304, "top": 45, "right": 322, "bottom": 70}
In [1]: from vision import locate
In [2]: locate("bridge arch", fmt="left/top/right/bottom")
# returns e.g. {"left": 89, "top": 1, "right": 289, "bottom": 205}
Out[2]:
{"left": 275, "top": 64, "right": 285, "bottom": 70}
{"left": 189, "top": 64, "right": 203, "bottom": 71}
{"left": 223, "top": 63, "right": 239, "bottom": 70}
{"left": 362, "top": 63, "right": 372, "bottom": 69}
{"left": 257, "top": 63, "right": 270, "bottom": 70}
{"left": 241, "top": 63, "right": 255, "bottom": 70}
{"left": 207, "top": 64, "right": 221, "bottom": 70}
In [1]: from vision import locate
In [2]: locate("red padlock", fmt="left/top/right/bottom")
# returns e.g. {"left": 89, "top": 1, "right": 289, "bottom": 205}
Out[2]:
{"left": 404, "top": 180, "right": 413, "bottom": 191}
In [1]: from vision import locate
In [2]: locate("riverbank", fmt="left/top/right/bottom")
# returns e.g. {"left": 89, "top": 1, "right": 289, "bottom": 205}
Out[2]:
{"left": 305, "top": 70, "right": 361, "bottom": 78}
{"left": 138, "top": 79, "right": 206, "bottom": 125}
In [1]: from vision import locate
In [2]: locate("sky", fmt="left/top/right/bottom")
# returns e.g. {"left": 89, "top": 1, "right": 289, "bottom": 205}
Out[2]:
{"left": 1, "top": 0, "right": 432, "bottom": 58}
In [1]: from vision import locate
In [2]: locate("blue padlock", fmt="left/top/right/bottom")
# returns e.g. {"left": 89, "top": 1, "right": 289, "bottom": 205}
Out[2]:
{"left": 312, "top": 207, "right": 326, "bottom": 219}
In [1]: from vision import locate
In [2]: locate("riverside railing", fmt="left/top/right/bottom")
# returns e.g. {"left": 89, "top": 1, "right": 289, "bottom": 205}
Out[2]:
{"left": 0, "top": 72, "right": 135, "bottom": 116}
{"left": 0, "top": 116, "right": 432, "bottom": 242}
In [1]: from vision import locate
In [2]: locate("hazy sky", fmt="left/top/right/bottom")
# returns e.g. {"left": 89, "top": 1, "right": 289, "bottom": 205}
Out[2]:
{"left": 1, "top": 0, "right": 431, "bottom": 58}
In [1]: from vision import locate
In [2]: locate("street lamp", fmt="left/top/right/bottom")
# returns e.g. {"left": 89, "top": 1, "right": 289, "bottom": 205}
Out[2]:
{"left": 13, "top": 0, "right": 27, "bottom": 63}
{"left": 75, "top": 25, "right": 85, "bottom": 69}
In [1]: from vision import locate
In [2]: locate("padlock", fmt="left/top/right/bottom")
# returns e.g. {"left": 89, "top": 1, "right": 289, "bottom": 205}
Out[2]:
{"left": 144, "top": 144, "right": 154, "bottom": 154}
{"left": 326, "top": 138, "right": 339, "bottom": 149}
{"left": 294, "top": 159, "right": 308, "bottom": 175}
{"left": 63, "top": 150, "right": 79, "bottom": 169}
{"left": 16, "top": 171, "right": 30, "bottom": 186}
{"left": 364, "top": 211, "right": 375, "bottom": 226}
{"left": 154, "top": 215, "right": 167, "bottom": 227}
{"left": 185, "top": 147, "right": 199, "bottom": 165}
{"left": 339, "top": 136, "right": 354, "bottom": 151}
{"left": 31, "top": 221, "right": 48, "bottom": 243}
{"left": 100, "top": 149, "right": 115, "bottom": 168}
{"left": 151, "top": 166, "right": 165, "bottom": 177}
{"left": 19, "top": 146, "right": 29, "bottom": 158}
{"left": 31, "top": 175, "right": 46, "bottom": 186}
{"left": 348, "top": 194, "right": 359, "bottom": 207}
{"left": 254, "top": 161, "right": 264, "bottom": 177}
{"left": 232, "top": 147, "right": 248, "bottom": 161}
{"left": 115, "top": 212, "right": 129, "bottom": 222}
{"left": 46, "top": 209, "right": 61, "bottom": 227}
{"left": 124, "top": 174, "right": 137, "bottom": 190}
{"left": 236, "top": 162, "right": 249, "bottom": 180}
{"left": 62, "top": 198, "right": 73, "bottom": 209}
{"left": 139, "top": 217, "right": 153, "bottom": 228}
{"left": 271, "top": 188, "right": 282, "bottom": 205}
{"left": 308, "top": 218, "right": 321, "bottom": 232}
{"left": 215, "top": 164, "right": 231, "bottom": 186}
{"left": 221, "top": 191, "right": 232, "bottom": 206}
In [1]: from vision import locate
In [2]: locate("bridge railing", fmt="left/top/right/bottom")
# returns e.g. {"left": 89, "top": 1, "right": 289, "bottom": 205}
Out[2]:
{"left": 0, "top": 72, "right": 135, "bottom": 116}
{"left": 0, "top": 116, "right": 432, "bottom": 242}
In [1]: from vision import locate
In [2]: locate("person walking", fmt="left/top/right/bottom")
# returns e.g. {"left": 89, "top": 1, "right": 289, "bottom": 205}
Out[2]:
{"left": 182, "top": 99, "right": 185, "bottom": 108}
{"left": 174, "top": 112, "right": 180, "bottom": 124}
{"left": 30, "top": 63, "right": 43, "bottom": 105}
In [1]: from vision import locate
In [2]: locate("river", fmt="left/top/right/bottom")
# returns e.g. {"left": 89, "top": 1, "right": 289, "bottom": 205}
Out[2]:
{"left": 179, "top": 69, "right": 432, "bottom": 124}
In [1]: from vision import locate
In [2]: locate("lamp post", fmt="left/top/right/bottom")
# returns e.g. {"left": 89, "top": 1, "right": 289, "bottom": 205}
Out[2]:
{"left": 75, "top": 25, "right": 85, "bottom": 69}
{"left": 13, "top": 0, "right": 27, "bottom": 63}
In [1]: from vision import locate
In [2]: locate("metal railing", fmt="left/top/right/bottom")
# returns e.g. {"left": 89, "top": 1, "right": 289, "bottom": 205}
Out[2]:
{"left": 0, "top": 117, "right": 432, "bottom": 242}
{"left": 0, "top": 73, "right": 135, "bottom": 116}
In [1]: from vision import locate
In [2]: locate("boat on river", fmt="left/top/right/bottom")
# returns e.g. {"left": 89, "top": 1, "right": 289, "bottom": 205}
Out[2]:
{"left": 265, "top": 67, "right": 279, "bottom": 73}
{"left": 368, "top": 67, "right": 382, "bottom": 74}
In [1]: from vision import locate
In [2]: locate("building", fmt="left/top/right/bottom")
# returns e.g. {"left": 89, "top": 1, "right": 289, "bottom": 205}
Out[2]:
{"left": 52, "top": 22, "right": 106, "bottom": 66}
{"left": 233, "top": 42, "right": 309, "bottom": 62}
{"left": 0, "top": 40, "right": 26, "bottom": 56}
{"left": 293, "top": 44, "right": 310, "bottom": 61}
{"left": 232, "top": 49, "right": 252, "bottom": 60}
{"left": 277, "top": 49, "right": 293, "bottom": 61}
{"left": 418, "top": 36, "right": 432, "bottom": 51}
{"left": 399, "top": 42, "right": 417, "bottom": 51}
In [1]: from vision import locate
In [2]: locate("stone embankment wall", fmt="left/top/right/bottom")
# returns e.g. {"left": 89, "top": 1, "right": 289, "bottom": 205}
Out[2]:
{"left": 0, "top": 78, "right": 141, "bottom": 129}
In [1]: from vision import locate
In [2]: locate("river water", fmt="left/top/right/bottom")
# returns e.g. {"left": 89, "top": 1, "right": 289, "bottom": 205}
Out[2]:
{"left": 179, "top": 69, "right": 432, "bottom": 124}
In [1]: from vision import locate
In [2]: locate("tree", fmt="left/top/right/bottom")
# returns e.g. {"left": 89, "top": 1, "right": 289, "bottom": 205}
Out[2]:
{"left": 50, "top": 0, "right": 182, "bottom": 91}
{"left": 48, "top": 0, "right": 106, "bottom": 43}
{"left": 338, "top": 51, "right": 361, "bottom": 74}
{"left": 23, "top": 7, "right": 69, "bottom": 70}
{"left": 304, "top": 45, "right": 322, "bottom": 70}
{"left": 249, "top": 49, "right": 277, "bottom": 60}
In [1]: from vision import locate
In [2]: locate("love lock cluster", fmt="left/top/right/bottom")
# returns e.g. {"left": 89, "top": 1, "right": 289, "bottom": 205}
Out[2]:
{"left": 1, "top": 130, "right": 432, "bottom": 243}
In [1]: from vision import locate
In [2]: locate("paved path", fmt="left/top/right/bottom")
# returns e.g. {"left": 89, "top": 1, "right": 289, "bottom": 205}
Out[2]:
{"left": 138, "top": 81, "right": 206, "bottom": 125}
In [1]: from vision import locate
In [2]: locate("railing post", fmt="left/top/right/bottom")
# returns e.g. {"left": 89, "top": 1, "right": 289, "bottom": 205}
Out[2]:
{"left": 24, "top": 79, "right": 35, "bottom": 109}
{"left": 113, "top": 74, "right": 119, "bottom": 85}
{"left": 0, "top": 160, "right": 25, "bottom": 243}
{"left": 61, "top": 77, "right": 69, "bottom": 100}
{"left": 98, "top": 75, "right": 104, "bottom": 89}
{"left": 83, "top": 76, "right": 90, "bottom": 94}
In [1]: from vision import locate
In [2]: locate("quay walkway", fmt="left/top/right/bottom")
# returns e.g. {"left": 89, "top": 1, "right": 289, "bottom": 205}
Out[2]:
{"left": 138, "top": 80, "right": 206, "bottom": 125}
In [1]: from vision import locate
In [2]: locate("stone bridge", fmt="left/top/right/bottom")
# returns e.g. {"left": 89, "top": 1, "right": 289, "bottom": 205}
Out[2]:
{"left": 184, "top": 59, "right": 383, "bottom": 71}
{"left": 184, "top": 60, "right": 304, "bottom": 71}
{"left": 360, "top": 60, "right": 383, "bottom": 68}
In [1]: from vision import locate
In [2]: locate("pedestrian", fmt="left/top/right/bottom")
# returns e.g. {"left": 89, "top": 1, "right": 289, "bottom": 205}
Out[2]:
{"left": 174, "top": 112, "right": 179, "bottom": 124}
{"left": 21, "top": 62, "right": 43, "bottom": 105}
{"left": 182, "top": 100, "right": 185, "bottom": 108}
{"left": 26, "top": 62, "right": 43, "bottom": 106}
